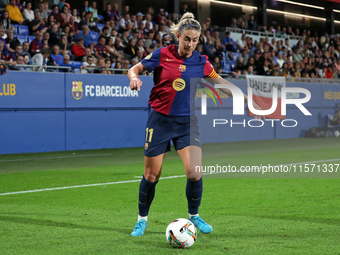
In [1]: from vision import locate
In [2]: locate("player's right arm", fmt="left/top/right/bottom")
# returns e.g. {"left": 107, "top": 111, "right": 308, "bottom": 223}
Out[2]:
{"left": 128, "top": 62, "right": 146, "bottom": 91}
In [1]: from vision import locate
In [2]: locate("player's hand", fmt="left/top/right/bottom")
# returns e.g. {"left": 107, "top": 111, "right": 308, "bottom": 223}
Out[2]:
{"left": 130, "top": 77, "right": 142, "bottom": 91}
{"left": 252, "top": 101, "right": 266, "bottom": 120}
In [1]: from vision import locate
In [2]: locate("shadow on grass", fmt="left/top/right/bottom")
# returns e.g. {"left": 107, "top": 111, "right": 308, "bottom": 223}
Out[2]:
{"left": 0, "top": 215, "right": 129, "bottom": 234}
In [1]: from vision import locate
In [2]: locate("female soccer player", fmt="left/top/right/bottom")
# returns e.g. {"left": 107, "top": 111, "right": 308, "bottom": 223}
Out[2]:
{"left": 128, "top": 12, "right": 262, "bottom": 236}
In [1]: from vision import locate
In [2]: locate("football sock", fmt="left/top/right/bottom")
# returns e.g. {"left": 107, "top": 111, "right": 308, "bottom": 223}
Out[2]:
{"left": 138, "top": 215, "right": 147, "bottom": 222}
{"left": 189, "top": 213, "right": 199, "bottom": 218}
{"left": 138, "top": 175, "right": 158, "bottom": 217}
{"left": 186, "top": 178, "right": 203, "bottom": 215}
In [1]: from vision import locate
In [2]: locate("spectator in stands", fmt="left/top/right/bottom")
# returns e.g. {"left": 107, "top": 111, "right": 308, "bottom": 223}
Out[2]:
{"left": 30, "top": 31, "right": 44, "bottom": 56}
{"left": 72, "top": 8, "right": 81, "bottom": 24}
{"left": 130, "top": 14, "right": 138, "bottom": 30}
{"left": 48, "top": 23, "right": 61, "bottom": 48}
{"left": 156, "top": 8, "right": 167, "bottom": 25}
{"left": 50, "top": 45, "right": 63, "bottom": 66}
{"left": 21, "top": 41, "right": 32, "bottom": 63}
{"left": 31, "top": 47, "right": 51, "bottom": 68}
{"left": 0, "top": 0, "right": 9, "bottom": 8}
{"left": 8, "top": 44, "right": 22, "bottom": 61}
{"left": 59, "top": 0, "right": 70, "bottom": 10}
{"left": 117, "top": 13, "right": 131, "bottom": 33}
{"left": 110, "top": 3, "right": 121, "bottom": 22}
{"left": 136, "top": 38, "right": 147, "bottom": 57}
{"left": 100, "top": 26, "right": 110, "bottom": 43}
{"left": 236, "top": 34, "right": 247, "bottom": 51}
{"left": 105, "top": 37, "right": 123, "bottom": 60}
{"left": 248, "top": 14, "right": 257, "bottom": 31}
{"left": 94, "top": 36, "right": 108, "bottom": 59}
{"left": 60, "top": 5, "right": 72, "bottom": 27}
{"left": 237, "top": 12, "right": 247, "bottom": 28}
{"left": 276, "top": 52, "right": 284, "bottom": 68}
{"left": 6, "top": 0, "right": 22, "bottom": 24}
{"left": 0, "top": 10, "right": 13, "bottom": 31}
{"left": 0, "top": 41, "right": 9, "bottom": 61}
{"left": 75, "top": 25, "right": 95, "bottom": 47}
{"left": 5, "top": 29, "right": 19, "bottom": 53}
{"left": 50, "top": 5, "right": 63, "bottom": 24}
{"left": 223, "top": 31, "right": 236, "bottom": 52}
{"left": 122, "top": 58, "right": 130, "bottom": 74}
{"left": 71, "top": 36, "right": 86, "bottom": 61}
{"left": 120, "top": 29, "right": 129, "bottom": 46}
{"left": 202, "top": 32, "right": 215, "bottom": 60}
{"left": 89, "top": 1, "right": 101, "bottom": 22}
{"left": 82, "top": 0, "right": 89, "bottom": 13}
{"left": 102, "top": 3, "right": 113, "bottom": 22}
{"left": 65, "top": 16, "right": 78, "bottom": 34}
{"left": 113, "top": 37, "right": 124, "bottom": 55}
{"left": 42, "top": 31, "right": 50, "bottom": 48}
{"left": 22, "top": 2, "right": 34, "bottom": 25}
{"left": 93, "top": 57, "right": 105, "bottom": 73}
{"left": 235, "top": 49, "right": 248, "bottom": 71}
{"left": 35, "top": 2, "right": 48, "bottom": 22}
{"left": 0, "top": 27, "right": 7, "bottom": 40}
{"left": 21, "top": 54, "right": 32, "bottom": 71}
{"left": 136, "top": 12, "right": 144, "bottom": 27}
{"left": 81, "top": 55, "right": 96, "bottom": 73}
{"left": 29, "top": 10, "right": 48, "bottom": 34}
{"left": 124, "top": 38, "right": 137, "bottom": 60}
{"left": 230, "top": 18, "right": 237, "bottom": 29}
{"left": 142, "top": 13, "right": 154, "bottom": 30}
{"left": 82, "top": 47, "right": 96, "bottom": 64}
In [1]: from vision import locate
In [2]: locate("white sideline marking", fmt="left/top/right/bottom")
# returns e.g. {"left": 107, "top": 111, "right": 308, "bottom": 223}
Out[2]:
{"left": 0, "top": 153, "right": 113, "bottom": 163}
{"left": 0, "top": 159, "right": 339, "bottom": 196}
{"left": 0, "top": 175, "right": 186, "bottom": 196}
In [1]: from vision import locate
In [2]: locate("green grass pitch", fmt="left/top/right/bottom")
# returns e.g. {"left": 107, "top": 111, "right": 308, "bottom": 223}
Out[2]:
{"left": 0, "top": 138, "right": 340, "bottom": 254}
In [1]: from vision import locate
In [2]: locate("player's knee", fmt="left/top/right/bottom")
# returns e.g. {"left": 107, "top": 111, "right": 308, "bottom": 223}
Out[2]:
{"left": 144, "top": 172, "right": 159, "bottom": 182}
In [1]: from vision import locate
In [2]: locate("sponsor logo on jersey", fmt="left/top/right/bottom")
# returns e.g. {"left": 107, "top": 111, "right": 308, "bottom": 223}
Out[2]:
{"left": 179, "top": 64, "right": 186, "bottom": 72}
{"left": 172, "top": 78, "right": 186, "bottom": 91}
{"left": 145, "top": 53, "right": 153, "bottom": 59}
{"left": 166, "top": 58, "right": 174, "bottom": 61}
{"left": 72, "top": 81, "right": 83, "bottom": 100}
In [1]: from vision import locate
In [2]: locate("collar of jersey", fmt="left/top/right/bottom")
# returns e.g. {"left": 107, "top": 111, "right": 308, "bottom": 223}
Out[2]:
{"left": 172, "top": 45, "right": 195, "bottom": 60}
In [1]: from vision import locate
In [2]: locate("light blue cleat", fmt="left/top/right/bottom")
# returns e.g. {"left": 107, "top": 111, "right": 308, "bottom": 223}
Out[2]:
{"left": 189, "top": 216, "right": 213, "bottom": 234}
{"left": 131, "top": 219, "right": 147, "bottom": 236}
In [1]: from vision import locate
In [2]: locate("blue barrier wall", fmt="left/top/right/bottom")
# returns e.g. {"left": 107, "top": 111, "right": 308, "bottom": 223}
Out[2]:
{"left": 1, "top": 72, "right": 339, "bottom": 154}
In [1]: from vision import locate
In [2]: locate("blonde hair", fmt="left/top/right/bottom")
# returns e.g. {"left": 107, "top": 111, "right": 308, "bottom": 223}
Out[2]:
{"left": 170, "top": 12, "right": 201, "bottom": 36}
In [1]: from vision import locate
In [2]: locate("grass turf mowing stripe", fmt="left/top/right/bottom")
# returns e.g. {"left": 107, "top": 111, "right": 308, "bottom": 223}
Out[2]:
{"left": 1, "top": 158, "right": 339, "bottom": 196}
{"left": 0, "top": 153, "right": 113, "bottom": 163}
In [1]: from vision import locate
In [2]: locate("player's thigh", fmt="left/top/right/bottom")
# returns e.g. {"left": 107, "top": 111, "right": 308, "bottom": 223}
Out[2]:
{"left": 177, "top": 145, "right": 202, "bottom": 181}
{"left": 144, "top": 153, "right": 166, "bottom": 182}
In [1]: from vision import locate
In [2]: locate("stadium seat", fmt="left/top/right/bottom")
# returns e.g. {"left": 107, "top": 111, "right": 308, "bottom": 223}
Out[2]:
{"left": 97, "top": 15, "right": 104, "bottom": 20}
{"left": 16, "top": 35, "right": 27, "bottom": 45}
{"left": 88, "top": 31, "right": 99, "bottom": 42}
{"left": 12, "top": 24, "right": 19, "bottom": 34}
{"left": 17, "top": 25, "right": 29, "bottom": 36}
{"left": 27, "top": 36, "right": 36, "bottom": 44}
{"left": 222, "top": 61, "right": 234, "bottom": 73}
{"left": 96, "top": 23, "right": 104, "bottom": 31}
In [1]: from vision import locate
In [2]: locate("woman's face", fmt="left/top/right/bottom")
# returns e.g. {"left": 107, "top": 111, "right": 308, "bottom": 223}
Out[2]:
{"left": 4, "top": 12, "right": 9, "bottom": 18}
{"left": 27, "top": 3, "right": 31, "bottom": 9}
{"left": 72, "top": 9, "right": 77, "bottom": 16}
{"left": 177, "top": 28, "right": 200, "bottom": 58}
{"left": 63, "top": 7, "right": 69, "bottom": 14}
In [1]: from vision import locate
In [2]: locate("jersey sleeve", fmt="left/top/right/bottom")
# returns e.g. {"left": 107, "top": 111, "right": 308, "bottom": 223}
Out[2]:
{"left": 203, "top": 55, "right": 219, "bottom": 80}
{"left": 141, "top": 47, "right": 162, "bottom": 72}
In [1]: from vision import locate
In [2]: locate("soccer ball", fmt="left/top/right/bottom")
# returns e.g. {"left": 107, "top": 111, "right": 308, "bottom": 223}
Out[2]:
{"left": 165, "top": 218, "right": 197, "bottom": 248}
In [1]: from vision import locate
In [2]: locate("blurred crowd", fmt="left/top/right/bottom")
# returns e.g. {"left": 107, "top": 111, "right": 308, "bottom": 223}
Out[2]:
{"left": 0, "top": 1, "right": 339, "bottom": 79}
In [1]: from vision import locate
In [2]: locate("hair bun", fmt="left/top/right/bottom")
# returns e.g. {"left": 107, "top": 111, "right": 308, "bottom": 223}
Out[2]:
{"left": 181, "top": 12, "right": 194, "bottom": 21}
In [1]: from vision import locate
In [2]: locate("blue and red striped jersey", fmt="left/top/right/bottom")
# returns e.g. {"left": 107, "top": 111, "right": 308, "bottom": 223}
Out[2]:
{"left": 141, "top": 44, "right": 218, "bottom": 116}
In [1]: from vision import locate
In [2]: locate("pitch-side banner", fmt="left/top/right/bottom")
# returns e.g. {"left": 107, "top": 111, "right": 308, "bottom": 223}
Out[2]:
{"left": 247, "top": 75, "right": 286, "bottom": 119}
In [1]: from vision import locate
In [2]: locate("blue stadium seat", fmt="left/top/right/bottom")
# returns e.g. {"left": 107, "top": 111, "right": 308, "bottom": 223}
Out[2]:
{"left": 18, "top": 25, "right": 29, "bottom": 36}
{"left": 222, "top": 61, "right": 234, "bottom": 73}
{"left": 96, "top": 23, "right": 104, "bottom": 31}
{"left": 88, "top": 31, "right": 99, "bottom": 42}
{"left": 12, "top": 24, "right": 19, "bottom": 34}
{"left": 27, "top": 36, "right": 36, "bottom": 44}
{"left": 16, "top": 35, "right": 27, "bottom": 45}
{"left": 97, "top": 15, "right": 104, "bottom": 20}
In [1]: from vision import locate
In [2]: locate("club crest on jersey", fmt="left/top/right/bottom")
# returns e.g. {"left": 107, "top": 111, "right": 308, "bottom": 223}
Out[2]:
{"left": 145, "top": 142, "right": 148, "bottom": 150}
{"left": 179, "top": 64, "right": 186, "bottom": 72}
{"left": 172, "top": 78, "right": 186, "bottom": 91}
{"left": 72, "top": 81, "right": 83, "bottom": 100}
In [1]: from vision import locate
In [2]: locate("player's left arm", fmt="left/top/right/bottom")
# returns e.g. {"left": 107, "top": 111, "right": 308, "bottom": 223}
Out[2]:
{"left": 206, "top": 70, "right": 264, "bottom": 120}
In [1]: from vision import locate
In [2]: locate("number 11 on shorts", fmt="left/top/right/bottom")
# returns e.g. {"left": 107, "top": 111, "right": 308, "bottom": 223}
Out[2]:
{"left": 145, "top": 128, "right": 154, "bottom": 142}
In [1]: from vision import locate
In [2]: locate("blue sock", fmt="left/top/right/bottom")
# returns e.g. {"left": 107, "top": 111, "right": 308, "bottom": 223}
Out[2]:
{"left": 186, "top": 178, "right": 203, "bottom": 215}
{"left": 138, "top": 175, "right": 158, "bottom": 217}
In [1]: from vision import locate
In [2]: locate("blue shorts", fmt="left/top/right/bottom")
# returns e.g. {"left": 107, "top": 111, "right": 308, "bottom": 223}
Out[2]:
{"left": 144, "top": 109, "right": 201, "bottom": 157}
